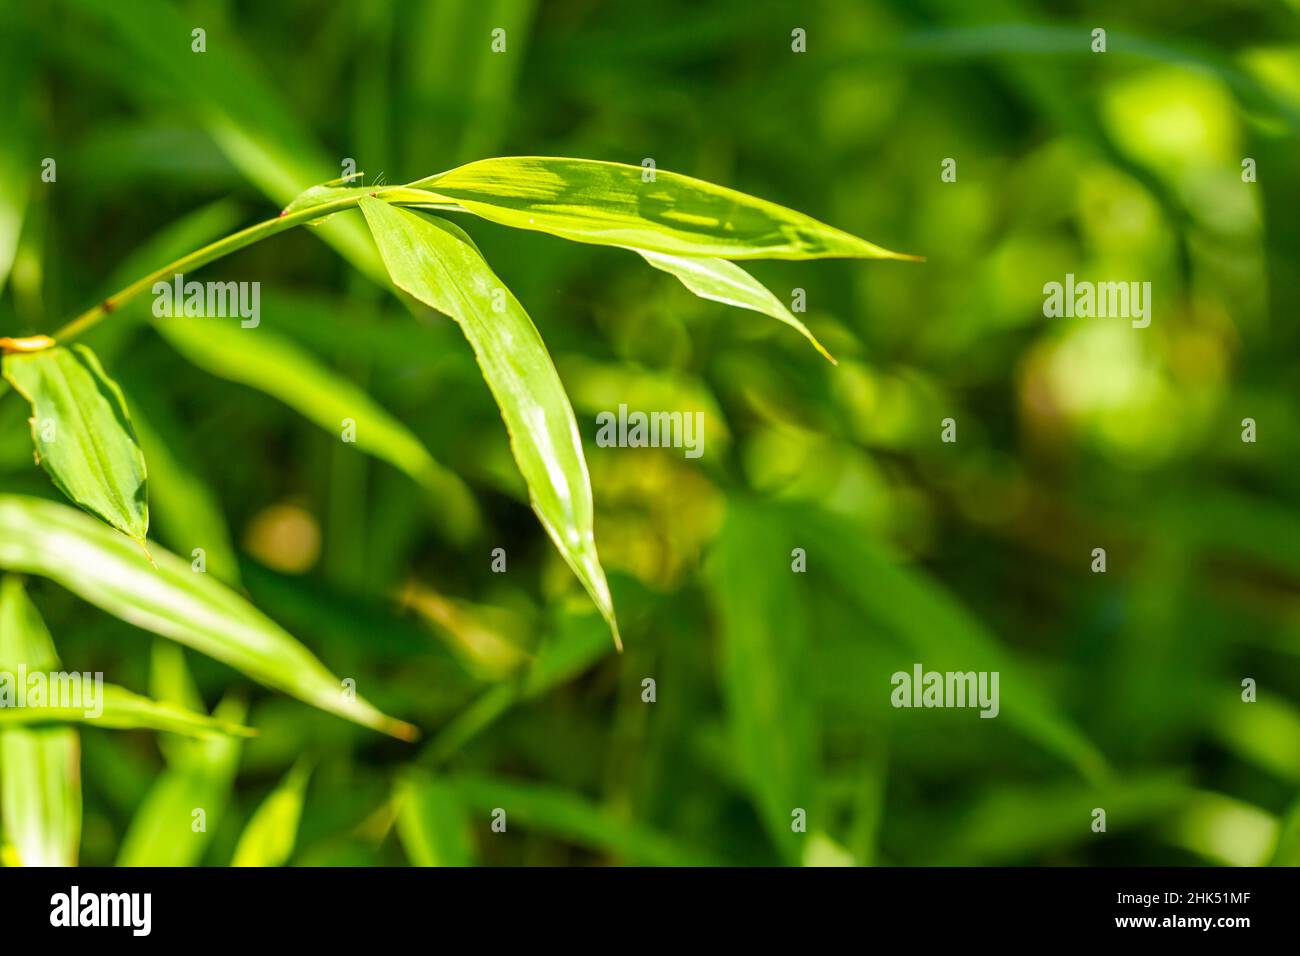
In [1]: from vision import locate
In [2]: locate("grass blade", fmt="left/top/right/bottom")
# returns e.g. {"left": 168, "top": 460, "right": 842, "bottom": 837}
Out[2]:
{"left": 359, "top": 198, "right": 619, "bottom": 647}
{"left": 2, "top": 344, "right": 149, "bottom": 543}
{"left": 0, "top": 496, "right": 415, "bottom": 739}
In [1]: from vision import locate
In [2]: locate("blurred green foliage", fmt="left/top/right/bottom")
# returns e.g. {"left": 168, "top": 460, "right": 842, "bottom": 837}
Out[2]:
{"left": 1, "top": 0, "right": 1298, "bottom": 866}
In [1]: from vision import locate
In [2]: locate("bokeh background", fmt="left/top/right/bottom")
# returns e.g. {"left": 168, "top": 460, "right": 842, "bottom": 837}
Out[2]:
{"left": 1, "top": 0, "right": 1299, "bottom": 866}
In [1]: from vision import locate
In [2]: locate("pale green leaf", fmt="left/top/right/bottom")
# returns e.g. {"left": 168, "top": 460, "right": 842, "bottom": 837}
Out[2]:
{"left": 0, "top": 495, "right": 415, "bottom": 739}
{"left": 231, "top": 759, "right": 311, "bottom": 867}
{"left": 2, "top": 344, "right": 149, "bottom": 542}
{"left": 0, "top": 683, "right": 255, "bottom": 738}
{"left": 358, "top": 198, "right": 619, "bottom": 647}
{"left": 635, "top": 249, "right": 835, "bottom": 362}
{"left": 414, "top": 156, "right": 916, "bottom": 260}
{"left": 0, "top": 576, "right": 80, "bottom": 867}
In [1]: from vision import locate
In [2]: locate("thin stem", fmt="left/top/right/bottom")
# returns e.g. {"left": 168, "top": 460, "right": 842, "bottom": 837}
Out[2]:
{"left": 53, "top": 195, "right": 360, "bottom": 342}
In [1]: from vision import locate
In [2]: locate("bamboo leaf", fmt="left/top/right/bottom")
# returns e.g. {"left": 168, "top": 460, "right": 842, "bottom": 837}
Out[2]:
{"left": 0, "top": 496, "right": 415, "bottom": 739}
{"left": 0, "top": 683, "right": 255, "bottom": 738}
{"left": 358, "top": 198, "right": 619, "bottom": 647}
{"left": 414, "top": 157, "right": 916, "bottom": 260}
{"left": 2, "top": 344, "right": 149, "bottom": 542}
{"left": 231, "top": 759, "right": 312, "bottom": 867}
{"left": 635, "top": 249, "right": 835, "bottom": 362}
{"left": 0, "top": 576, "right": 80, "bottom": 867}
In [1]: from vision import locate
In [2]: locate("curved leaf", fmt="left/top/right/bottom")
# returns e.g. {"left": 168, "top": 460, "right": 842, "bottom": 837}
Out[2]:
{"left": 414, "top": 156, "right": 916, "bottom": 261}
{"left": 358, "top": 198, "right": 620, "bottom": 648}
{"left": 2, "top": 344, "right": 148, "bottom": 542}
{"left": 0, "top": 495, "right": 415, "bottom": 739}
{"left": 635, "top": 249, "right": 835, "bottom": 362}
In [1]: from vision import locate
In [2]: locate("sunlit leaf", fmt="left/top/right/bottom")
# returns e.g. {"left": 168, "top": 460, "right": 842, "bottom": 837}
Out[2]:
{"left": 414, "top": 156, "right": 915, "bottom": 260}
{"left": 231, "top": 759, "right": 312, "bottom": 867}
{"left": 2, "top": 344, "right": 148, "bottom": 542}
{"left": 0, "top": 495, "right": 415, "bottom": 739}
{"left": 0, "top": 576, "right": 80, "bottom": 867}
{"left": 636, "top": 249, "right": 835, "bottom": 362}
{"left": 359, "top": 198, "right": 619, "bottom": 647}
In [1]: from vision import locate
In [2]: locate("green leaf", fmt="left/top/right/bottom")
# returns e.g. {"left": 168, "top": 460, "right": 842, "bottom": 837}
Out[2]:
{"left": 154, "top": 317, "right": 479, "bottom": 543}
{"left": 0, "top": 576, "right": 81, "bottom": 867}
{"left": 231, "top": 759, "right": 312, "bottom": 867}
{"left": 2, "top": 344, "right": 149, "bottom": 542}
{"left": 117, "top": 695, "right": 247, "bottom": 867}
{"left": 708, "top": 503, "right": 818, "bottom": 864}
{"left": 395, "top": 770, "right": 475, "bottom": 866}
{"left": 358, "top": 198, "right": 619, "bottom": 647}
{"left": 635, "top": 249, "right": 835, "bottom": 362}
{"left": 0, "top": 683, "right": 255, "bottom": 738}
{"left": 415, "top": 156, "right": 916, "bottom": 260}
{"left": 0, "top": 495, "right": 416, "bottom": 739}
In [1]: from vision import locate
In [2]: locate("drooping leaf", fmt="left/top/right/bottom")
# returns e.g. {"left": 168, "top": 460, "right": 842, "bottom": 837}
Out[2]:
{"left": 154, "top": 318, "right": 479, "bottom": 544}
{"left": 0, "top": 576, "right": 81, "bottom": 867}
{"left": 231, "top": 759, "right": 312, "bottom": 867}
{"left": 414, "top": 156, "right": 916, "bottom": 260}
{"left": 2, "top": 344, "right": 149, "bottom": 542}
{"left": 635, "top": 249, "right": 835, "bottom": 362}
{"left": 0, "top": 495, "right": 415, "bottom": 739}
{"left": 359, "top": 198, "right": 619, "bottom": 647}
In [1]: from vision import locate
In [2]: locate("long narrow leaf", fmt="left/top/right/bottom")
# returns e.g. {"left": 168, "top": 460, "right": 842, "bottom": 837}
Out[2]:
{"left": 414, "top": 156, "right": 915, "bottom": 260}
{"left": 0, "top": 496, "right": 415, "bottom": 739}
{"left": 359, "top": 199, "right": 619, "bottom": 647}
{"left": 0, "top": 576, "right": 81, "bottom": 866}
